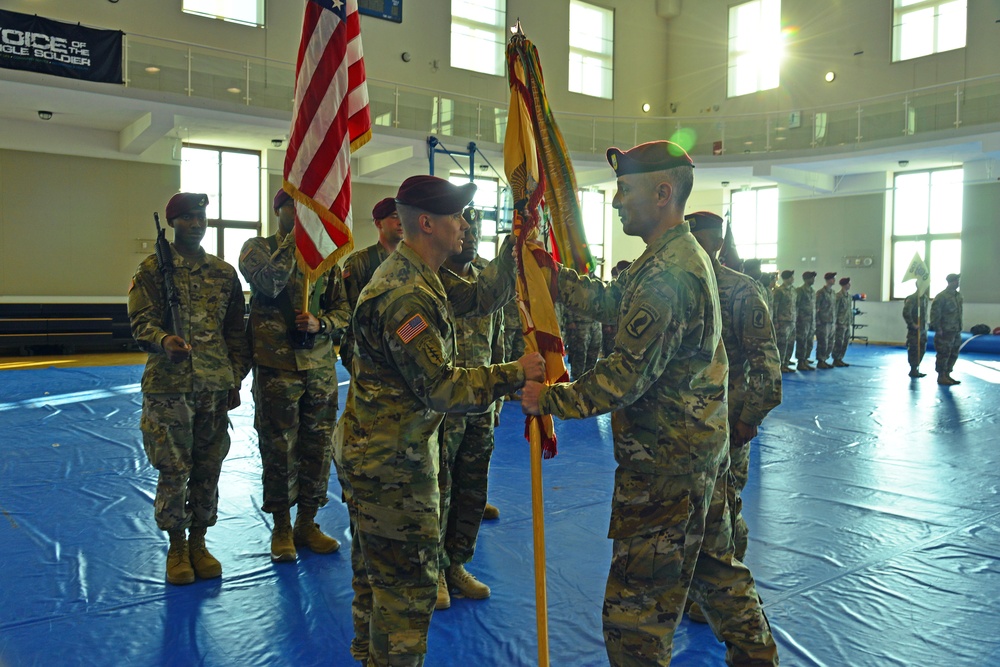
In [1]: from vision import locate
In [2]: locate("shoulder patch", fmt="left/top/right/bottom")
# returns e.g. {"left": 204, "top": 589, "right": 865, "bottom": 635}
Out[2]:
{"left": 342, "top": 267, "right": 351, "bottom": 279}
{"left": 624, "top": 306, "right": 658, "bottom": 339}
{"left": 396, "top": 313, "right": 428, "bottom": 343}
{"left": 752, "top": 306, "right": 766, "bottom": 329}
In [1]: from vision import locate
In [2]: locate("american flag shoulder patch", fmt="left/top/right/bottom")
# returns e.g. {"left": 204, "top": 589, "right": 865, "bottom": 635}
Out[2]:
{"left": 396, "top": 314, "right": 428, "bottom": 344}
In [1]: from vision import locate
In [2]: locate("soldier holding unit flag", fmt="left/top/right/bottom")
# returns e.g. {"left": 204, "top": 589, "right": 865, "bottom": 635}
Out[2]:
{"left": 901, "top": 252, "right": 931, "bottom": 378}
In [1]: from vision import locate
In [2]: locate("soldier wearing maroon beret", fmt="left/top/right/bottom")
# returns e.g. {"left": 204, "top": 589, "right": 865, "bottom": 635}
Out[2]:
{"left": 815, "top": 271, "right": 838, "bottom": 368}
{"left": 795, "top": 270, "right": 818, "bottom": 370}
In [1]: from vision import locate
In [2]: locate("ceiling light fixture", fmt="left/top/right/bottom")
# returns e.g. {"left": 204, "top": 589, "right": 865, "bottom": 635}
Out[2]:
{"left": 824, "top": 71, "right": 836, "bottom": 82}
{"left": 38, "top": 110, "right": 53, "bottom": 120}
{"left": 641, "top": 103, "right": 651, "bottom": 113}
{"left": 144, "top": 66, "right": 160, "bottom": 73}
{"left": 227, "top": 87, "right": 241, "bottom": 94}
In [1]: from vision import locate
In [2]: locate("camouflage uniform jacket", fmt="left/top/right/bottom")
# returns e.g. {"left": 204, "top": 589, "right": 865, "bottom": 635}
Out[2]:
{"left": 239, "top": 229, "right": 350, "bottom": 371}
{"left": 772, "top": 283, "right": 797, "bottom": 324}
{"left": 714, "top": 259, "right": 782, "bottom": 427}
{"left": 757, "top": 276, "right": 774, "bottom": 314}
{"left": 835, "top": 291, "right": 853, "bottom": 327}
{"left": 128, "top": 244, "right": 250, "bottom": 393}
{"left": 503, "top": 295, "right": 521, "bottom": 333}
{"left": 903, "top": 292, "right": 929, "bottom": 332}
{"left": 441, "top": 256, "right": 506, "bottom": 415}
{"left": 341, "top": 241, "right": 393, "bottom": 372}
{"left": 795, "top": 283, "right": 816, "bottom": 326}
{"left": 815, "top": 285, "right": 836, "bottom": 324}
{"left": 335, "top": 241, "right": 523, "bottom": 542}
{"left": 930, "top": 287, "right": 963, "bottom": 334}
{"left": 538, "top": 222, "right": 729, "bottom": 486}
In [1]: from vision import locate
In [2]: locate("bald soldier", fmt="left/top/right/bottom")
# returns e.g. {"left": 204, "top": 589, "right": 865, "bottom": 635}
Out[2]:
{"left": 341, "top": 197, "right": 403, "bottom": 374}
{"left": 814, "top": 272, "right": 837, "bottom": 369}
{"left": 687, "top": 211, "right": 782, "bottom": 582}
{"left": 794, "top": 270, "right": 818, "bottom": 371}
{"left": 522, "top": 141, "right": 778, "bottom": 666}
{"left": 772, "top": 269, "right": 797, "bottom": 372}
{"left": 334, "top": 175, "right": 545, "bottom": 666}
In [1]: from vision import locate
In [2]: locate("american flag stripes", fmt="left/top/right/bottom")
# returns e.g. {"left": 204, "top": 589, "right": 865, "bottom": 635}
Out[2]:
{"left": 284, "top": 0, "right": 372, "bottom": 281}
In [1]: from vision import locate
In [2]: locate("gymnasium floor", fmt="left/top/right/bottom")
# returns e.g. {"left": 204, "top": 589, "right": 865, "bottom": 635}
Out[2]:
{"left": 1, "top": 344, "right": 998, "bottom": 666}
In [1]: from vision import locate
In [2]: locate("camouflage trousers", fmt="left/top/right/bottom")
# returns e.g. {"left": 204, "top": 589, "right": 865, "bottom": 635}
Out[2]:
{"left": 504, "top": 325, "right": 525, "bottom": 363}
{"left": 567, "top": 321, "right": 602, "bottom": 380}
{"left": 794, "top": 321, "right": 815, "bottom": 364}
{"left": 774, "top": 321, "right": 795, "bottom": 367}
{"left": 814, "top": 322, "right": 834, "bottom": 362}
{"left": 439, "top": 410, "right": 495, "bottom": 569}
{"left": 906, "top": 328, "right": 928, "bottom": 368}
{"left": 252, "top": 364, "right": 337, "bottom": 513}
{"left": 832, "top": 324, "right": 851, "bottom": 362}
{"left": 728, "top": 439, "right": 751, "bottom": 562}
{"left": 603, "top": 463, "right": 778, "bottom": 666}
{"left": 934, "top": 331, "right": 961, "bottom": 373}
{"left": 140, "top": 390, "right": 231, "bottom": 531}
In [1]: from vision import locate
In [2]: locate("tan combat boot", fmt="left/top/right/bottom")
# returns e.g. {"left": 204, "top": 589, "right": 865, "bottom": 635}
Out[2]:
{"left": 293, "top": 506, "right": 340, "bottom": 554}
{"left": 447, "top": 563, "right": 491, "bottom": 599}
{"left": 436, "top": 570, "right": 451, "bottom": 610}
{"left": 188, "top": 526, "right": 222, "bottom": 579}
{"left": 482, "top": 502, "right": 500, "bottom": 521}
{"left": 166, "top": 529, "right": 195, "bottom": 585}
{"left": 271, "top": 509, "right": 297, "bottom": 562}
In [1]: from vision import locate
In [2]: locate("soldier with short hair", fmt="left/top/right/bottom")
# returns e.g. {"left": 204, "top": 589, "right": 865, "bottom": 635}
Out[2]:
{"left": 772, "top": 269, "right": 797, "bottom": 372}
{"left": 903, "top": 285, "right": 930, "bottom": 378}
{"left": 832, "top": 277, "right": 853, "bottom": 367}
{"left": 930, "top": 273, "right": 963, "bottom": 385}
{"left": 814, "top": 272, "right": 838, "bottom": 369}
{"left": 564, "top": 277, "right": 603, "bottom": 380}
{"left": 129, "top": 192, "right": 251, "bottom": 586}
{"left": 795, "top": 270, "right": 818, "bottom": 370}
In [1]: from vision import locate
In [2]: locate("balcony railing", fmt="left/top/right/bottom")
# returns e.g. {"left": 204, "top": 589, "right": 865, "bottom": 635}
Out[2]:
{"left": 123, "top": 33, "right": 1000, "bottom": 157}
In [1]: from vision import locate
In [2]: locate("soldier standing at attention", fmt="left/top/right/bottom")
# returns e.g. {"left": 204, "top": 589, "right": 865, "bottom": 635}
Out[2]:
{"left": 563, "top": 272, "right": 604, "bottom": 380}
{"left": 903, "top": 284, "right": 930, "bottom": 378}
{"left": 832, "top": 276, "right": 852, "bottom": 367}
{"left": 742, "top": 258, "right": 772, "bottom": 314}
{"left": 930, "top": 273, "right": 963, "bottom": 385}
{"left": 794, "top": 270, "right": 818, "bottom": 371}
{"left": 772, "top": 269, "right": 797, "bottom": 372}
{"left": 334, "top": 175, "right": 545, "bottom": 666}
{"left": 239, "top": 189, "right": 351, "bottom": 561}
{"left": 435, "top": 207, "right": 506, "bottom": 610}
{"left": 814, "top": 272, "right": 837, "bottom": 369}
{"left": 128, "top": 193, "right": 251, "bottom": 585}
{"left": 522, "top": 141, "right": 778, "bottom": 667}
{"left": 341, "top": 197, "right": 402, "bottom": 374}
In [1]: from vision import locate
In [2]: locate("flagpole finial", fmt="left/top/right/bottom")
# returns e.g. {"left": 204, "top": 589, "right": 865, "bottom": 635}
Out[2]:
{"left": 511, "top": 18, "right": 524, "bottom": 36}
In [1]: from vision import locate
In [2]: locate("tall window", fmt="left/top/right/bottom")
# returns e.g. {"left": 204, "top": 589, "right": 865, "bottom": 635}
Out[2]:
{"left": 578, "top": 189, "right": 607, "bottom": 274}
{"left": 728, "top": 0, "right": 781, "bottom": 98}
{"left": 449, "top": 175, "right": 501, "bottom": 260}
{"left": 892, "top": 0, "right": 966, "bottom": 62}
{"left": 182, "top": 0, "right": 264, "bottom": 27}
{"left": 569, "top": 1, "right": 614, "bottom": 99}
{"left": 181, "top": 145, "right": 261, "bottom": 291}
{"left": 730, "top": 187, "right": 778, "bottom": 271}
{"left": 450, "top": 0, "right": 506, "bottom": 76}
{"left": 890, "top": 168, "right": 963, "bottom": 298}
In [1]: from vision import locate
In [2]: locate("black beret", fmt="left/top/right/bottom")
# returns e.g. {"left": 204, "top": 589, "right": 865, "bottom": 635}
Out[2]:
{"left": 395, "top": 175, "right": 476, "bottom": 215}
{"left": 273, "top": 188, "right": 293, "bottom": 212}
{"left": 946, "top": 273, "right": 960, "bottom": 282}
{"left": 824, "top": 272, "right": 837, "bottom": 280}
{"left": 685, "top": 211, "right": 724, "bottom": 233}
{"left": 803, "top": 271, "right": 817, "bottom": 279}
{"left": 781, "top": 269, "right": 795, "bottom": 279}
{"left": 166, "top": 193, "right": 209, "bottom": 220}
{"left": 839, "top": 277, "right": 851, "bottom": 286}
{"left": 372, "top": 197, "right": 397, "bottom": 220}
{"left": 606, "top": 140, "right": 694, "bottom": 176}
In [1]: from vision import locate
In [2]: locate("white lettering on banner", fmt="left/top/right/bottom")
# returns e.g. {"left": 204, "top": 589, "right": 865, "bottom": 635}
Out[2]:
{"left": 0, "top": 26, "right": 88, "bottom": 58}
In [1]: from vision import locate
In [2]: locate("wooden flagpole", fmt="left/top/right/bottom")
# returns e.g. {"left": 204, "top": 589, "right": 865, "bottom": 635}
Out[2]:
{"left": 528, "top": 416, "right": 550, "bottom": 666}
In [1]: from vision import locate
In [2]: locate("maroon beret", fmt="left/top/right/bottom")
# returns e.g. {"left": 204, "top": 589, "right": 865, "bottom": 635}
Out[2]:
{"left": 685, "top": 211, "right": 723, "bottom": 233}
{"left": 803, "top": 271, "right": 817, "bottom": 279}
{"left": 165, "top": 193, "right": 209, "bottom": 220}
{"left": 839, "top": 277, "right": 851, "bottom": 286}
{"left": 395, "top": 175, "right": 476, "bottom": 215}
{"left": 273, "top": 188, "right": 293, "bottom": 212}
{"left": 607, "top": 141, "right": 694, "bottom": 176}
{"left": 781, "top": 269, "right": 795, "bottom": 279}
{"left": 824, "top": 272, "right": 837, "bottom": 280}
{"left": 372, "top": 197, "right": 397, "bottom": 220}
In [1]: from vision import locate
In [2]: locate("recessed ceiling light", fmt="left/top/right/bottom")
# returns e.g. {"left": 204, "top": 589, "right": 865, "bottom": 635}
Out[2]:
{"left": 641, "top": 103, "right": 651, "bottom": 113}
{"left": 227, "top": 87, "right": 241, "bottom": 94}
{"left": 144, "top": 66, "right": 160, "bottom": 73}
{"left": 744, "top": 141, "right": 753, "bottom": 145}
{"left": 825, "top": 71, "right": 836, "bottom": 82}
{"left": 776, "top": 136, "right": 786, "bottom": 141}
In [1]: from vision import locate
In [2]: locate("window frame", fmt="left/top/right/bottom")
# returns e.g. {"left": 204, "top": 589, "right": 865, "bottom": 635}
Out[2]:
{"left": 727, "top": 0, "right": 782, "bottom": 98}
{"left": 181, "top": 0, "right": 265, "bottom": 27}
{"left": 450, "top": 0, "right": 507, "bottom": 77}
{"left": 891, "top": 0, "right": 967, "bottom": 63}
{"left": 568, "top": 0, "right": 614, "bottom": 100}
{"left": 728, "top": 186, "right": 778, "bottom": 272}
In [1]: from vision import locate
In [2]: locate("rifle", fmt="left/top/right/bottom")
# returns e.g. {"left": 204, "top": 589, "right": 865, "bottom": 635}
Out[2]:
{"left": 153, "top": 212, "right": 182, "bottom": 338}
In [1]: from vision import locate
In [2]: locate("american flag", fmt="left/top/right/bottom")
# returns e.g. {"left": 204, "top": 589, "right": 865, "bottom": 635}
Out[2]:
{"left": 284, "top": 0, "right": 372, "bottom": 281}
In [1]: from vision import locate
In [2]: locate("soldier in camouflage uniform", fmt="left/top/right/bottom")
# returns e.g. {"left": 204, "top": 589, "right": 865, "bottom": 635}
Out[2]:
{"left": 341, "top": 197, "right": 402, "bottom": 374}
{"left": 794, "top": 270, "right": 818, "bottom": 370}
{"left": 814, "top": 272, "right": 837, "bottom": 369}
{"left": 435, "top": 207, "right": 506, "bottom": 611}
{"left": 602, "top": 260, "right": 631, "bottom": 358}
{"left": 523, "top": 142, "right": 778, "bottom": 667}
{"left": 930, "top": 273, "right": 963, "bottom": 385}
{"left": 832, "top": 277, "right": 853, "bottom": 367}
{"left": 688, "top": 212, "right": 782, "bottom": 572}
{"left": 128, "top": 192, "right": 251, "bottom": 586}
{"left": 903, "top": 285, "right": 930, "bottom": 378}
{"left": 742, "top": 259, "right": 773, "bottom": 314}
{"left": 239, "top": 189, "right": 351, "bottom": 562}
{"left": 564, "top": 275, "right": 603, "bottom": 380}
{"left": 333, "top": 175, "right": 545, "bottom": 666}
{"left": 772, "top": 269, "right": 797, "bottom": 372}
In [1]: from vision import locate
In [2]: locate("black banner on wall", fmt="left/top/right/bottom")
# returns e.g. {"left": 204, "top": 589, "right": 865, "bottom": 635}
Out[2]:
{"left": 0, "top": 9, "right": 123, "bottom": 84}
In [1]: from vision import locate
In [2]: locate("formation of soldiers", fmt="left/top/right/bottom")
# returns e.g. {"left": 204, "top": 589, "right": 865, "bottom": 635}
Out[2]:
{"left": 770, "top": 269, "right": 856, "bottom": 372}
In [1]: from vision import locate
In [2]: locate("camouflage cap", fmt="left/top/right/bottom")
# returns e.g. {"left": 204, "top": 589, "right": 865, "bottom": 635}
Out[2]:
{"left": 839, "top": 277, "right": 851, "bottom": 286}
{"left": 273, "top": 188, "right": 293, "bottom": 212}
{"left": 685, "top": 211, "right": 724, "bottom": 233}
{"left": 372, "top": 197, "right": 397, "bottom": 220}
{"left": 165, "top": 193, "right": 209, "bottom": 220}
{"left": 803, "top": 270, "right": 817, "bottom": 279}
{"left": 606, "top": 140, "right": 694, "bottom": 176}
{"left": 781, "top": 269, "right": 795, "bottom": 279}
{"left": 395, "top": 175, "right": 476, "bottom": 215}
{"left": 824, "top": 272, "right": 837, "bottom": 280}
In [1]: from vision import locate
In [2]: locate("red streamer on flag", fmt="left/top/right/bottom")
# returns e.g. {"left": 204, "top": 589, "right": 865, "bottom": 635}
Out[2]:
{"left": 284, "top": 0, "right": 372, "bottom": 282}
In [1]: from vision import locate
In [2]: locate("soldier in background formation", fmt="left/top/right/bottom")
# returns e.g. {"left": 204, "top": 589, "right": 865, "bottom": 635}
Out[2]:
{"left": 687, "top": 212, "right": 783, "bottom": 624}
{"left": 772, "top": 269, "right": 797, "bottom": 372}
{"left": 794, "top": 270, "right": 818, "bottom": 371}
{"left": 522, "top": 141, "right": 778, "bottom": 666}
{"left": 341, "top": 197, "right": 402, "bottom": 375}
{"left": 814, "top": 272, "right": 837, "bottom": 369}
{"left": 930, "top": 273, "right": 963, "bottom": 385}
{"left": 602, "top": 260, "right": 631, "bottom": 358}
{"left": 742, "top": 258, "right": 773, "bottom": 314}
{"left": 563, "top": 272, "right": 603, "bottom": 380}
{"left": 239, "top": 189, "right": 350, "bottom": 562}
{"left": 128, "top": 193, "right": 251, "bottom": 585}
{"left": 903, "top": 283, "right": 930, "bottom": 378}
{"left": 832, "top": 277, "right": 853, "bottom": 367}
{"left": 435, "top": 207, "right": 505, "bottom": 611}
{"left": 334, "top": 175, "right": 544, "bottom": 666}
